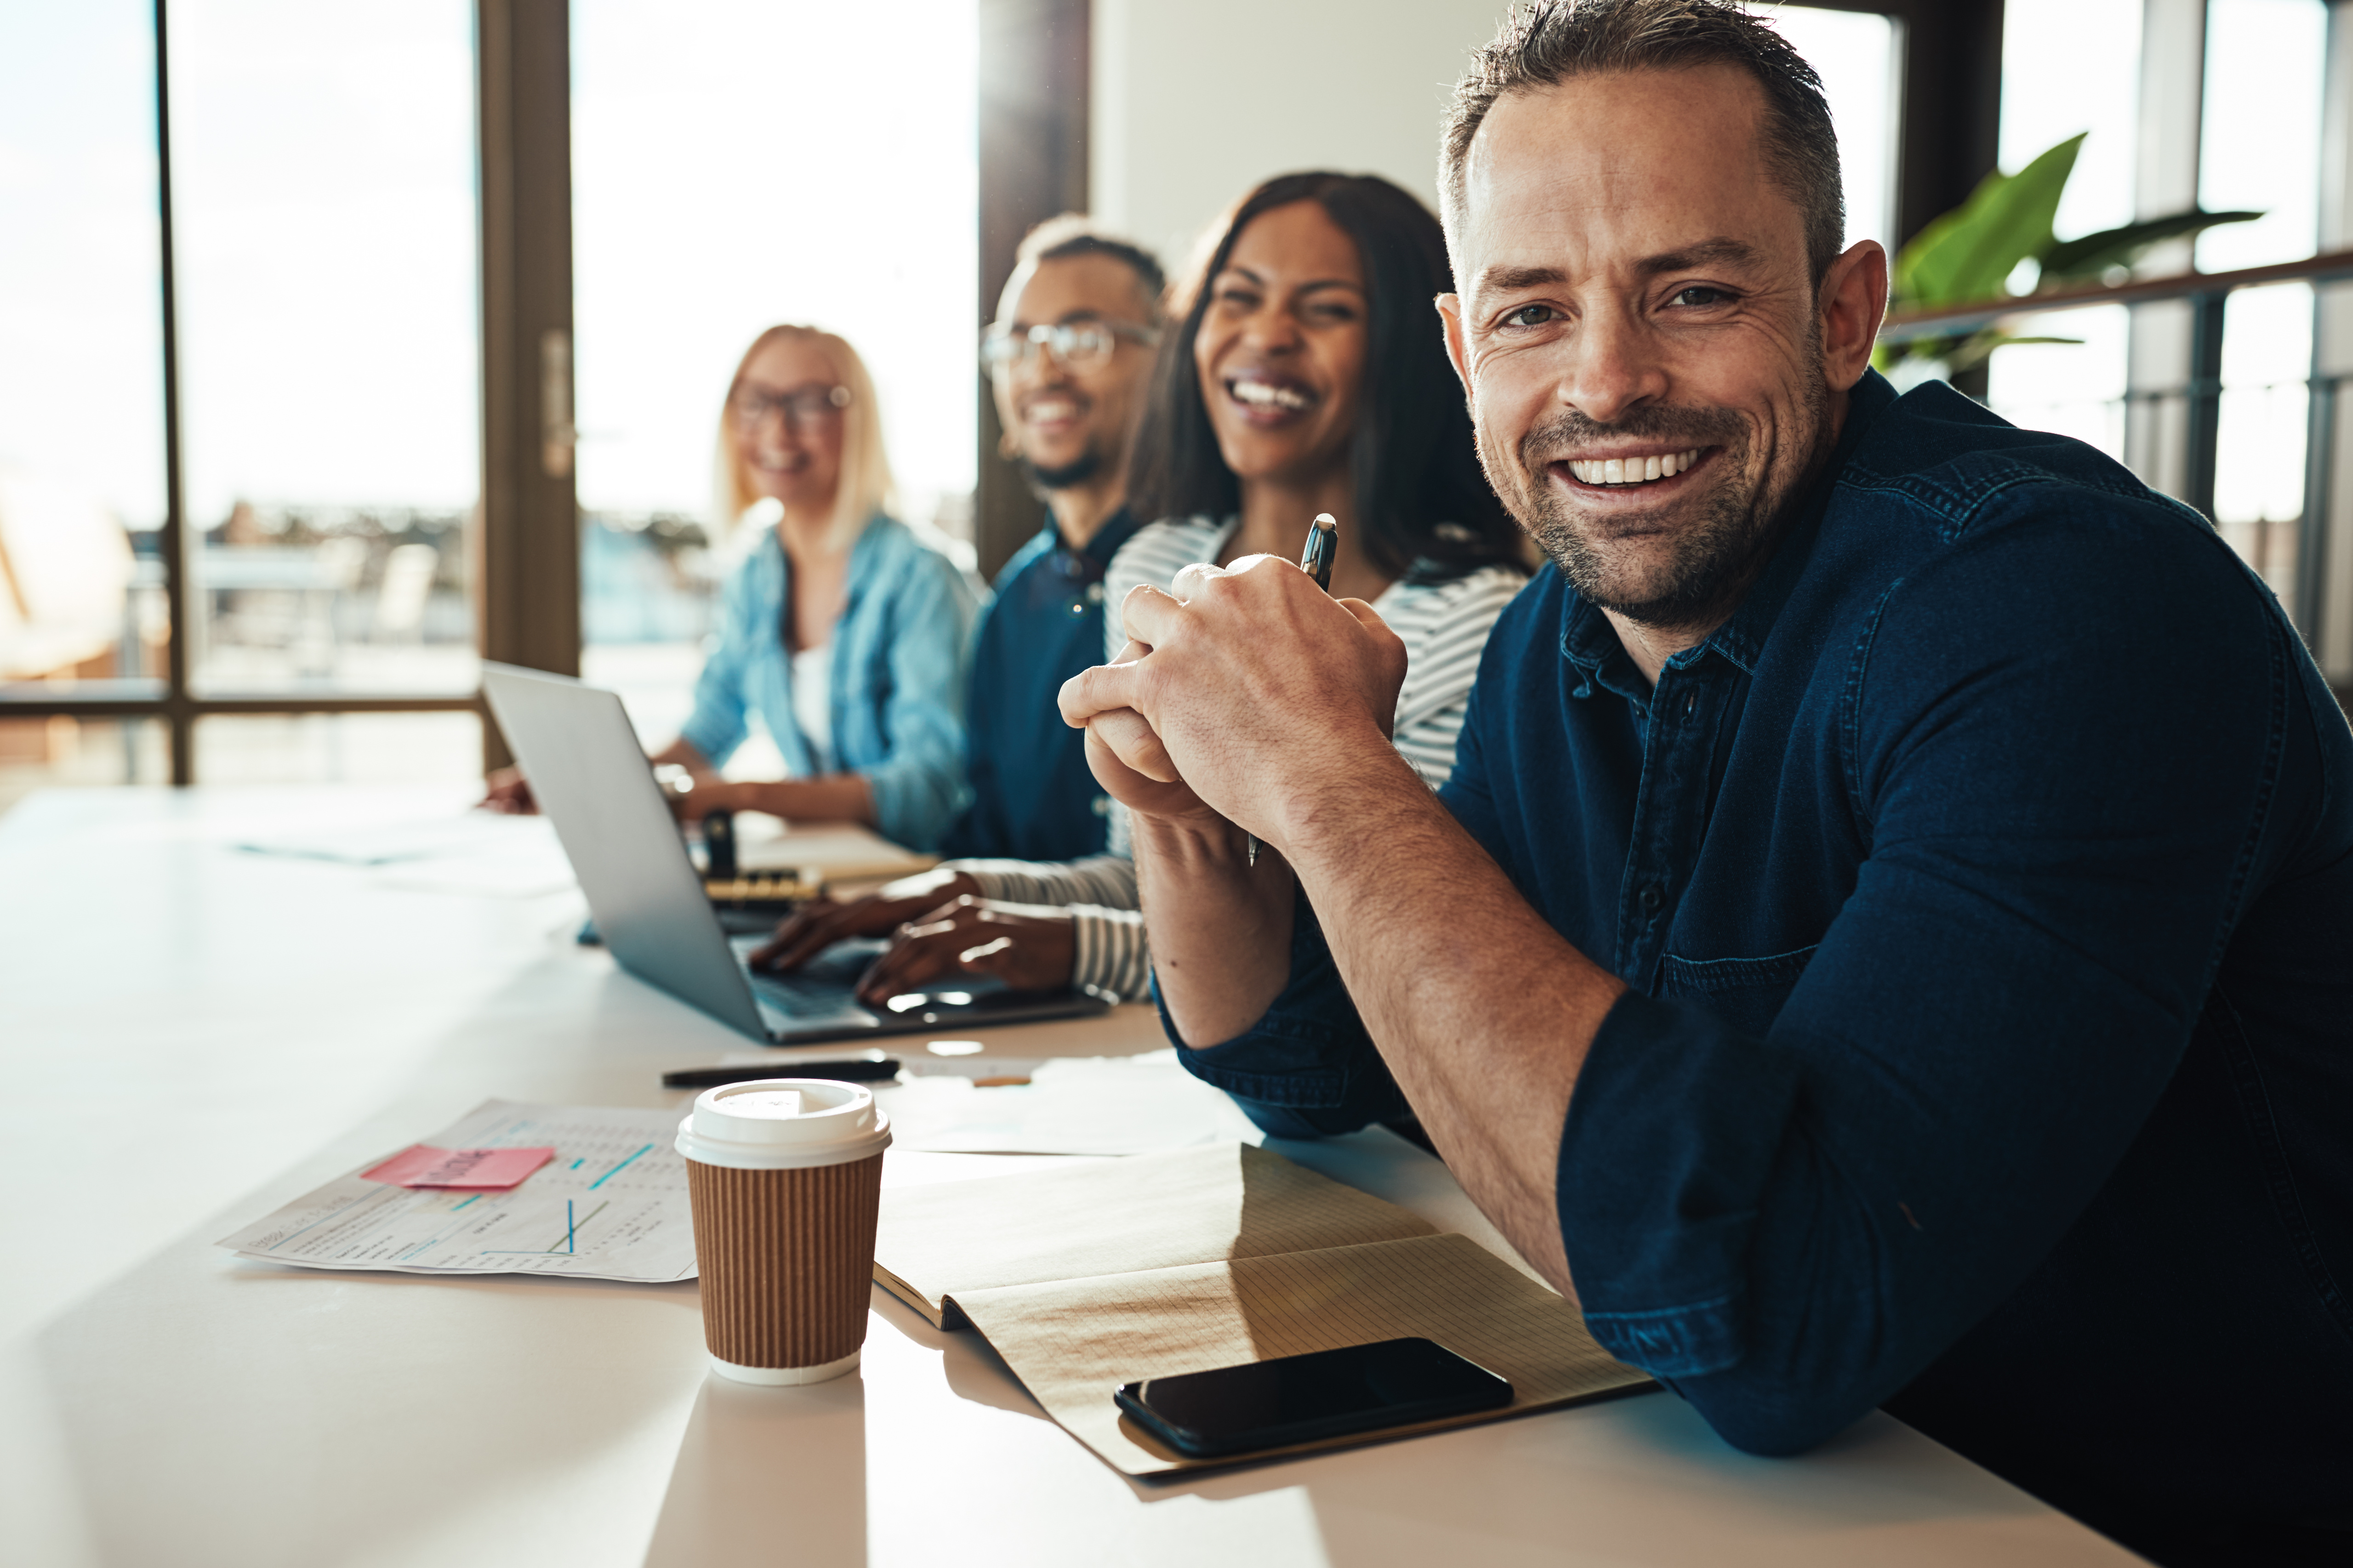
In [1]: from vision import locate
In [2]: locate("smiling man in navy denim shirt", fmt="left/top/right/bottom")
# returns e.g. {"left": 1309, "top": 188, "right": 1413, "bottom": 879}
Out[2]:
{"left": 1058, "top": 3, "right": 2353, "bottom": 1562}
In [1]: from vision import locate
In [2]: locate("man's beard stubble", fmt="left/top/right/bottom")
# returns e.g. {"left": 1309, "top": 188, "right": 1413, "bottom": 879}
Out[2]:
{"left": 1480, "top": 358, "right": 1831, "bottom": 634}
{"left": 1023, "top": 444, "right": 1105, "bottom": 494}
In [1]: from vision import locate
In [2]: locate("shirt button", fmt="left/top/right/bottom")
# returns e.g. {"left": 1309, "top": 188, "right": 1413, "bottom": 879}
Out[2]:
{"left": 1637, "top": 883, "right": 1664, "bottom": 914}
{"left": 1091, "top": 796, "right": 1111, "bottom": 816}
{"left": 1070, "top": 600, "right": 1086, "bottom": 615}
{"left": 1087, "top": 583, "right": 1105, "bottom": 604}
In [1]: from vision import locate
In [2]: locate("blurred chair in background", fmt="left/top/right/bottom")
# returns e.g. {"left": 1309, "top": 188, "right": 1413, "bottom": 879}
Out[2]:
{"left": 0, "top": 467, "right": 137, "bottom": 768}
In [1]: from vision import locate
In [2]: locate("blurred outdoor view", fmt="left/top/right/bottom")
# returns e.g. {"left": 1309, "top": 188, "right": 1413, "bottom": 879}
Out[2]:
{"left": 0, "top": 0, "right": 978, "bottom": 798}
{"left": 570, "top": 0, "right": 979, "bottom": 765}
{"left": 1986, "top": 0, "right": 2328, "bottom": 607}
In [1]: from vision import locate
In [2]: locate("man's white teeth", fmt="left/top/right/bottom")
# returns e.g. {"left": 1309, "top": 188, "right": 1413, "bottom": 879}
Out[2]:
{"left": 1231, "top": 378, "right": 1311, "bottom": 412}
{"left": 1569, "top": 449, "right": 1701, "bottom": 485}
{"left": 1028, "top": 398, "right": 1077, "bottom": 421}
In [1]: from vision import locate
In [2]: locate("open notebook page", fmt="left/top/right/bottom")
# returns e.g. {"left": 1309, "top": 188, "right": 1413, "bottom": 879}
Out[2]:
{"left": 954, "top": 1232, "right": 1653, "bottom": 1475}
{"left": 872, "top": 1143, "right": 1437, "bottom": 1328}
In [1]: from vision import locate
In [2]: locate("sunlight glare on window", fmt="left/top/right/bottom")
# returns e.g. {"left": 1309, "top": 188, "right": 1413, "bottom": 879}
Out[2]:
{"left": 1769, "top": 8, "right": 1896, "bottom": 252}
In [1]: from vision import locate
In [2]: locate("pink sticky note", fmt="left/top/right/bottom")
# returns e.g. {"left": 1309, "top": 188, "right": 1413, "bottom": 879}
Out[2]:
{"left": 360, "top": 1144, "right": 556, "bottom": 1189}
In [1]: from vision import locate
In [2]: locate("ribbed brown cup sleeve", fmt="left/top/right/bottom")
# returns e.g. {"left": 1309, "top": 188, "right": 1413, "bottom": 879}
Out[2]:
{"left": 687, "top": 1152, "right": 883, "bottom": 1369}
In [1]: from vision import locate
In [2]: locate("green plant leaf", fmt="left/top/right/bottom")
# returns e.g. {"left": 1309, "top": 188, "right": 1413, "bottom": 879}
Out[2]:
{"left": 1893, "top": 133, "right": 2085, "bottom": 307}
{"left": 2038, "top": 208, "right": 2265, "bottom": 283}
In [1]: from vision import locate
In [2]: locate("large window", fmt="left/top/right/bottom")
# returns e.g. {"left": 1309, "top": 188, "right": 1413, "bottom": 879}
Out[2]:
{"left": 0, "top": 0, "right": 489, "bottom": 805}
{"left": 1772, "top": 8, "right": 1900, "bottom": 256}
{"left": 172, "top": 0, "right": 481, "bottom": 701}
{"left": 570, "top": 0, "right": 978, "bottom": 769}
{"left": 1984, "top": 0, "right": 2143, "bottom": 460}
{"left": 0, "top": 3, "right": 169, "bottom": 804}
{"left": 2201, "top": 0, "right": 2327, "bottom": 602}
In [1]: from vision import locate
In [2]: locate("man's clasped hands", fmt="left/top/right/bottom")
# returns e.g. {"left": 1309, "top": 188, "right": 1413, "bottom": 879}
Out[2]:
{"left": 752, "top": 554, "right": 1403, "bottom": 1007}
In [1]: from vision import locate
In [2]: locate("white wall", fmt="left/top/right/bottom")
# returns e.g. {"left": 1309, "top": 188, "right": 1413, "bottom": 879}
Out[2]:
{"left": 1091, "top": 1, "right": 1903, "bottom": 287}
{"left": 1090, "top": 0, "right": 1513, "bottom": 277}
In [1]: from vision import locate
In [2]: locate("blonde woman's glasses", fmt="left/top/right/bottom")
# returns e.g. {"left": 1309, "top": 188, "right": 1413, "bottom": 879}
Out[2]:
{"left": 980, "top": 320, "right": 1159, "bottom": 374}
{"left": 729, "top": 382, "right": 850, "bottom": 430}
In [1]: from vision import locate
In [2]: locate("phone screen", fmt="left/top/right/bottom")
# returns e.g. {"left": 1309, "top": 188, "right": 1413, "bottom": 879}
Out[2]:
{"left": 1115, "top": 1337, "right": 1513, "bottom": 1458}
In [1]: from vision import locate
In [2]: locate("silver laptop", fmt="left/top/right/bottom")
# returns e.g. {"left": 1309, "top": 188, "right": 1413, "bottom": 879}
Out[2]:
{"left": 481, "top": 662, "right": 1112, "bottom": 1045}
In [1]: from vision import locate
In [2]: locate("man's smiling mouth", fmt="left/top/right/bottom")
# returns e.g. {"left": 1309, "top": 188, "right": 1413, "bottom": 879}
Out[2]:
{"left": 1561, "top": 448, "right": 1704, "bottom": 487}
{"left": 1022, "top": 392, "right": 1088, "bottom": 427}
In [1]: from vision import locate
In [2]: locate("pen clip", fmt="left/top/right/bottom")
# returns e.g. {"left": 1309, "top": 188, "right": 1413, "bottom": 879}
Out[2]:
{"left": 1299, "top": 513, "right": 1338, "bottom": 592}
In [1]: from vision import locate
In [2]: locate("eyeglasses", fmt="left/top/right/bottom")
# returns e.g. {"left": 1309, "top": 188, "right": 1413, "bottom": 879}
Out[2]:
{"left": 980, "top": 320, "right": 1160, "bottom": 374}
{"left": 729, "top": 382, "right": 851, "bottom": 430}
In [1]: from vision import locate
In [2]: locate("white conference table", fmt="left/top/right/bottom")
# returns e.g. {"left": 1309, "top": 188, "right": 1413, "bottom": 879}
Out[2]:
{"left": 0, "top": 786, "right": 2145, "bottom": 1568}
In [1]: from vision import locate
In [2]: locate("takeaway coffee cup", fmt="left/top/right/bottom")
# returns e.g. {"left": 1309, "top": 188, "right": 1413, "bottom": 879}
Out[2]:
{"left": 675, "top": 1078, "right": 892, "bottom": 1385}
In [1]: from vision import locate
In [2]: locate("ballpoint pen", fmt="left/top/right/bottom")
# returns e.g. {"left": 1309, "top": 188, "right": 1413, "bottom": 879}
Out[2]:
{"left": 661, "top": 1059, "right": 902, "bottom": 1089}
{"left": 1248, "top": 513, "right": 1339, "bottom": 869}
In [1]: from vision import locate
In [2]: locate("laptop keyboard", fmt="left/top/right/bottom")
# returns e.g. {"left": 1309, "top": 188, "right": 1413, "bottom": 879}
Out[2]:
{"left": 746, "top": 967, "right": 865, "bottom": 1017}
{"left": 732, "top": 936, "right": 884, "bottom": 1021}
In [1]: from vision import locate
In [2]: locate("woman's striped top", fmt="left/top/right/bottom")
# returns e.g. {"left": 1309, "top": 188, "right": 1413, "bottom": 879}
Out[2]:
{"left": 950, "top": 515, "right": 1527, "bottom": 1001}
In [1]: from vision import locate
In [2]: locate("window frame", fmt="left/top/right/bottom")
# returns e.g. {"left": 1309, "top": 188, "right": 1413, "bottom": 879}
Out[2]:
{"left": 0, "top": 0, "right": 573, "bottom": 784}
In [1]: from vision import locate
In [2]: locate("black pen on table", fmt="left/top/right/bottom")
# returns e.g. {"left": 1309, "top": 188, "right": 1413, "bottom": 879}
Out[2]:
{"left": 662, "top": 1058, "right": 902, "bottom": 1089}
{"left": 1247, "top": 512, "right": 1339, "bottom": 869}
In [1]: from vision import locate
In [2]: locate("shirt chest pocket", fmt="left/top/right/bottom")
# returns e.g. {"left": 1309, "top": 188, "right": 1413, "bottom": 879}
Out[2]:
{"left": 1657, "top": 944, "right": 1819, "bottom": 1038}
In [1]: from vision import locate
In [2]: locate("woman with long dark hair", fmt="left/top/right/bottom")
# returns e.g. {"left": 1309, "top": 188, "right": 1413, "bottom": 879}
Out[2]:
{"left": 759, "top": 172, "right": 1527, "bottom": 1002}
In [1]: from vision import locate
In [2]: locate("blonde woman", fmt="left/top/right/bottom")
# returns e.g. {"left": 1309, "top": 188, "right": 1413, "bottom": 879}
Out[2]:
{"left": 488, "top": 326, "right": 978, "bottom": 849}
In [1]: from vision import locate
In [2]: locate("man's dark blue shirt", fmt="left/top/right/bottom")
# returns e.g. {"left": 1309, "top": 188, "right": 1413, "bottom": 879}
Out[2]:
{"left": 1173, "top": 372, "right": 2353, "bottom": 1539}
{"left": 942, "top": 507, "right": 1143, "bottom": 862}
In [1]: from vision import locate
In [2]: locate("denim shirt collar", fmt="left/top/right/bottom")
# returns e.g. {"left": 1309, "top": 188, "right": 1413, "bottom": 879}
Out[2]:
{"left": 1034, "top": 504, "right": 1143, "bottom": 585}
{"left": 1561, "top": 369, "right": 1899, "bottom": 698}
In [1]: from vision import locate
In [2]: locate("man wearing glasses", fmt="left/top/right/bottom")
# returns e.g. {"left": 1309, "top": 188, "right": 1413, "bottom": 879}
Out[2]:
{"left": 753, "top": 217, "right": 1163, "bottom": 979}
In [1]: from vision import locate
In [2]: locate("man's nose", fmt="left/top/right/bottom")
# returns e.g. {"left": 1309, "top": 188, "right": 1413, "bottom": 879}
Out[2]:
{"left": 1560, "top": 303, "right": 1667, "bottom": 426}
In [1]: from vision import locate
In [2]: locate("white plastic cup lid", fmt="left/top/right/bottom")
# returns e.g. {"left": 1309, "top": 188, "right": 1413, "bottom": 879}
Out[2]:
{"left": 674, "top": 1078, "right": 893, "bottom": 1170}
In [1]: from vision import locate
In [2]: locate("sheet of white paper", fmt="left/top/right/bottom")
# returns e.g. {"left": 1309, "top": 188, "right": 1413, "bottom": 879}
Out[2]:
{"left": 370, "top": 828, "right": 578, "bottom": 898}
{"left": 233, "top": 812, "right": 539, "bottom": 866}
{"left": 218, "top": 1100, "right": 695, "bottom": 1283}
{"left": 868, "top": 1050, "right": 1262, "bottom": 1156}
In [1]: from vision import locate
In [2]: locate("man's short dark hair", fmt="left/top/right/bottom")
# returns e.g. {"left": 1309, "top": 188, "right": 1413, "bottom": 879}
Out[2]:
{"left": 1442, "top": 0, "right": 1845, "bottom": 282}
{"left": 1015, "top": 215, "right": 1168, "bottom": 323}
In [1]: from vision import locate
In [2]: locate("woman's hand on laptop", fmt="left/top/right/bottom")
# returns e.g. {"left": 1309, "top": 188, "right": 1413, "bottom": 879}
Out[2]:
{"left": 479, "top": 767, "right": 537, "bottom": 814}
{"left": 748, "top": 867, "right": 984, "bottom": 973}
{"left": 850, "top": 896, "right": 1076, "bottom": 1005}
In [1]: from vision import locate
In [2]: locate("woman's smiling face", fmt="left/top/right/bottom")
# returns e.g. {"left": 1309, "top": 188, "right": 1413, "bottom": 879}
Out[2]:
{"left": 1193, "top": 199, "right": 1369, "bottom": 488}
{"left": 731, "top": 335, "right": 845, "bottom": 514}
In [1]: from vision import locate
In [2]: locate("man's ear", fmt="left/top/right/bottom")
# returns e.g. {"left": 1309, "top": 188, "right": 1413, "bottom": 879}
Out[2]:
{"left": 1436, "top": 294, "right": 1474, "bottom": 403}
{"left": 1817, "top": 240, "right": 1888, "bottom": 392}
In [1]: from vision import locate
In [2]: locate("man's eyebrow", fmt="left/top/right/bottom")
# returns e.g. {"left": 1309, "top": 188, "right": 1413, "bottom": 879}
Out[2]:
{"left": 1475, "top": 263, "right": 1567, "bottom": 293}
{"left": 1635, "top": 238, "right": 1763, "bottom": 276}
{"left": 1473, "top": 239, "right": 1766, "bottom": 295}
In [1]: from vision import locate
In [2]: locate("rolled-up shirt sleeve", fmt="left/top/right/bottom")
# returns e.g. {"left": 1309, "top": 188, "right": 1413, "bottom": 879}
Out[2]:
{"left": 1168, "top": 677, "right": 1509, "bottom": 1133}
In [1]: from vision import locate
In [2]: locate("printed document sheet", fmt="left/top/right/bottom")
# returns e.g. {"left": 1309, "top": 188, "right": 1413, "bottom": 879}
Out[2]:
{"left": 872, "top": 1050, "right": 1265, "bottom": 1156}
{"left": 218, "top": 1100, "right": 695, "bottom": 1283}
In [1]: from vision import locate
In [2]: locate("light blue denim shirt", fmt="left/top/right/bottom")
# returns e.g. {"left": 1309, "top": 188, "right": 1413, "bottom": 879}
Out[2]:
{"left": 678, "top": 514, "right": 980, "bottom": 851}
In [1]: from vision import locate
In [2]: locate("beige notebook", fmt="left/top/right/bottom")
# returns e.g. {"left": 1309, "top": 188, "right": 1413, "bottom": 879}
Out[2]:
{"left": 872, "top": 1143, "right": 1653, "bottom": 1474}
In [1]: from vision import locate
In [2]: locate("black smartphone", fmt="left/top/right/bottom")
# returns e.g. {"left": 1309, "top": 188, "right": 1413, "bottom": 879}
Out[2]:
{"left": 1114, "top": 1337, "right": 1512, "bottom": 1459}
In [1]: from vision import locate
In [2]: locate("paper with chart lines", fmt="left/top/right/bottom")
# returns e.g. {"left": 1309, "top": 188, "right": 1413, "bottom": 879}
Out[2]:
{"left": 218, "top": 1100, "right": 697, "bottom": 1283}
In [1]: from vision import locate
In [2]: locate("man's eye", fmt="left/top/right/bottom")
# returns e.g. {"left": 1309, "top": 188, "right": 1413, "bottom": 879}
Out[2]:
{"left": 1500, "top": 304, "right": 1559, "bottom": 329}
{"left": 1670, "top": 286, "right": 1734, "bottom": 308}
